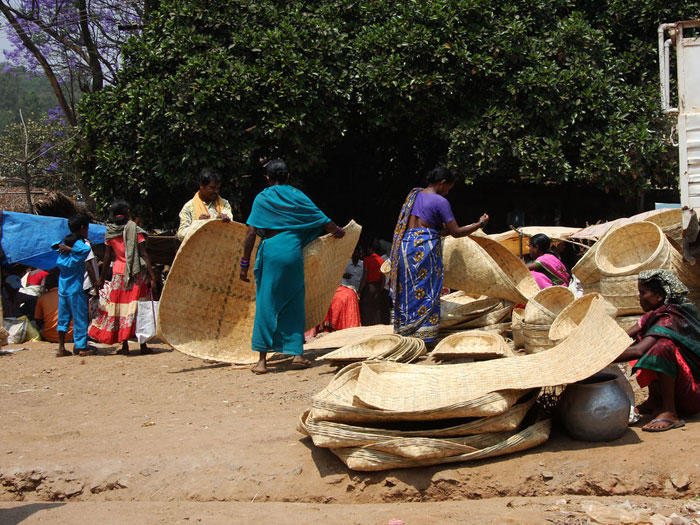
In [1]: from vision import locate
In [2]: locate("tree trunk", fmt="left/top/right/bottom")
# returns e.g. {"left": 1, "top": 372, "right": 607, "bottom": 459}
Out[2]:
{"left": 22, "top": 160, "right": 33, "bottom": 214}
{"left": 76, "top": 0, "right": 104, "bottom": 93}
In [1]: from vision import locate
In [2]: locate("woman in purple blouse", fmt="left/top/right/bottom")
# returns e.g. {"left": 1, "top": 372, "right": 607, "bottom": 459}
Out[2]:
{"left": 388, "top": 167, "right": 489, "bottom": 341}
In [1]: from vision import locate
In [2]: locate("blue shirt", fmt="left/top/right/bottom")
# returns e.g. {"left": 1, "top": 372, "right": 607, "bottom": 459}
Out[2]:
{"left": 56, "top": 239, "right": 91, "bottom": 296}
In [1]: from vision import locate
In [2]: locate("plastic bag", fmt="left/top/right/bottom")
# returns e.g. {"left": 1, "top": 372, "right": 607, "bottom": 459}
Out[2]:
{"left": 135, "top": 298, "right": 158, "bottom": 344}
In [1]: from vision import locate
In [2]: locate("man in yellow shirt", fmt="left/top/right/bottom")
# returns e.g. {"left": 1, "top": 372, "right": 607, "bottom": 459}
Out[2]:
{"left": 177, "top": 168, "right": 233, "bottom": 240}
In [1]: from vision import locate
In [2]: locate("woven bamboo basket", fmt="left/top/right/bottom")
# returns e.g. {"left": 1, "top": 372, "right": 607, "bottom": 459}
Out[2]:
{"left": 511, "top": 307, "right": 525, "bottom": 349}
{"left": 380, "top": 258, "right": 391, "bottom": 276}
{"left": 431, "top": 331, "right": 512, "bottom": 360}
{"left": 549, "top": 294, "right": 618, "bottom": 342}
{"left": 440, "top": 292, "right": 500, "bottom": 329}
{"left": 310, "top": 361, "right": 526, "bottom": 422}
{"left": 159, "top": 219, "right": 361, "bottom": 364}
{"left": 471, "top": 234, "right": 541, "bottom": 300}
{"left": 615, "top": 315, "right": 641, "bottom": 331}
{"left": 521, "top": 322, "right": 555, "bottom": 353}
{"left": 523, "top": 286, "right": 575, "bottom": 325}
{"left": 298, "top": 397, "right": 538, "bottom": 449}
{"left": 581, "top": 281, "right": 601, "bottom": 294}
{"left": 644, "top": 209, "right": 683, "bottom": 251}
{"left": 572, "top": 223, "right": 622, "bottom": 284}
{"left": 595, "top": 222, "right": 669, "bottom": 277}
{"left": 449, "top": 303, "right": 513, "bottom": 330}
{"left": 442, "top": 235, "right": 538, "bottom": 304}
{"left": 600, "top": 274, "right": 644, "bottom": 315}
{"left": 329, "top": 419, "right": 552, "bottom": 471}
{"left": 350, "top": 300, "right": 631, "bottom": 413}
{"left": 319, "top": 335, "right": 402, "bottom": 362}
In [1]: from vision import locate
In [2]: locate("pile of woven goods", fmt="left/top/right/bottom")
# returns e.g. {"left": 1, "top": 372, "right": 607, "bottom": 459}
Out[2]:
{"left": 299, "top": 228, "right": 642, "bottom": 471}
{"left": 572, "top": 208, "right": 700, "bottom": 331}
{"left": 298, "top": 297, "right": 631, "bottom": 471}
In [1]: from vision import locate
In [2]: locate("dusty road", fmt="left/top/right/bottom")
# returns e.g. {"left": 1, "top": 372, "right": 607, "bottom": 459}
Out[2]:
{"left": 1, "top": 342, "right": 699, "bottom": 524}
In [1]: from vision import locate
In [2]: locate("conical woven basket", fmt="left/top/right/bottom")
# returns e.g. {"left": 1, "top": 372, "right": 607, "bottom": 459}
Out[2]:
{"left": 439, "top": 292, "right": 500, "bottom": 329}
{"left": 351, "top": 299, "right": 631, "bottom": 412}
{"left": 549, "top": 294, "right": 618, "bottom": 342}
{"left": 329, "top": 419, "right": 552, "bottom": 471}
{"left": 159, "top": 219, "right": 361, "bottom": 364}
{"left": 595, "top": 222, "right": 669, "bottom": 277}
{"left": 523, "top": 286, "right": 575, "bottom": 325}
{"left": 299, "top": 396, "right": 537, "bottom": 449}
{"left": 311, "top": 361, "right": 526, "bottom": 423}
{"left": 431, "top": 331, "right": 513, "bottom": 360}
{"left": 442, "top": 235, "right": 538, "bottom": 304}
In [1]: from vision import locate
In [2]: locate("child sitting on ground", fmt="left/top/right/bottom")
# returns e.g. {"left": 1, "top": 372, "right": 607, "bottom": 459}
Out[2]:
{"left": 53, "top": 214, "right": 97, "bottom": 357}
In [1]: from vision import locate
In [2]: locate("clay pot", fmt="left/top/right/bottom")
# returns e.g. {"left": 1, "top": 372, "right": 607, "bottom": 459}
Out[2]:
{"left": 559, "top": 372, "right": 630, "bottom": 442}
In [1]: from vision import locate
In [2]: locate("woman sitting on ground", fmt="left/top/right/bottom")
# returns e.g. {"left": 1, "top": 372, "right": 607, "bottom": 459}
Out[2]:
{"left": 614, "top": 269, "right": 700, "bottom": 432}
{"left": 525, "top": 233, "right": 571, "bottom": 289}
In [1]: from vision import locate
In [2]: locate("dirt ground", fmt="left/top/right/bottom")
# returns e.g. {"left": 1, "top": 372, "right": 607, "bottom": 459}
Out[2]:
{"left": 1, "top": 341, "right": 699, "bottom": 524}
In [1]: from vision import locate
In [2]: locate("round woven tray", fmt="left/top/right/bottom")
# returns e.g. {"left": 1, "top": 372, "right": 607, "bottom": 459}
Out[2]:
{"left": 549, "top": 293, "right": 618, "bottom": 342}
{"left": 595, "top": 222, "right": 669, "bottom": 277}
{"left": 523, "top": 286, "right": 574, "bottom": 325}
{"left": 449, "top": 303, "right": 513, "bottom": 330}
{"left": 320, "top": 334, "right": 403, "bottom": 362}
{"left": 571, "top": 223, "right": 622, "bottom": 284}
{"left": 159, "top": 219, "right": 362, "bottom": 364}
{"left": 431, "top": 330, "right": 512, "bottom": 360}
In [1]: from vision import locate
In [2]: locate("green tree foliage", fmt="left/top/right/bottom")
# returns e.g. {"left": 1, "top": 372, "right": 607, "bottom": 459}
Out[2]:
{"left": 77, "top": 0, "right": 700, "bottom": 223}
{"left": 0, "top": 64, "right": 58, "bottom": 130}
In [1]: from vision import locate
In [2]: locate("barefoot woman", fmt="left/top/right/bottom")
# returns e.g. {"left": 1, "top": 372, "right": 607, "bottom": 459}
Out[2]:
{"left": 240, "top": 160, "right": 345, "bottom": 374}
{"left": 614, "top": 269, "right": 700, "bottom": 431}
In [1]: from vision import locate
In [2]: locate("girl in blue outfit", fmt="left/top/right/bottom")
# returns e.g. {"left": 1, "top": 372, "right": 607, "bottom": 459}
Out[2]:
{"left": 239, "top": 159, "right": 345, "bottom": 374}
{"left": 54, "top": 214, "right": 97, "bottom": 357}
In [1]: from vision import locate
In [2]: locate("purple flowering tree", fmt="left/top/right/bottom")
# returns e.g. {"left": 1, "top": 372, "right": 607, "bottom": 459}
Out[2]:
{"left": 0, "top": 0, "right": 149, "bottom": 126}
{"left": 0, "top": 1, "right": 157, "bottom": 209}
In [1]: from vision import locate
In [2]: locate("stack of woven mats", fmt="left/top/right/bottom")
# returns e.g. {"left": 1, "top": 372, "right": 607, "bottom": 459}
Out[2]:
{"left": 299, "top": 299, "right": 631, "bottom": 471}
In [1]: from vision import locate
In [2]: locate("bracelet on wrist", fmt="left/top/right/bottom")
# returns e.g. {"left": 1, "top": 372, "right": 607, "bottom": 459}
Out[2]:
{"left": 335, "top": 226, "right": 342, "bottom": 235}
{"left": 240, "top": 257, "right": 250, "bottom": 269}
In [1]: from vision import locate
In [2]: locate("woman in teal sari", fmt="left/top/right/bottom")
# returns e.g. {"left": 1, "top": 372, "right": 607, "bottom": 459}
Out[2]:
{"left": 240, "top": 159, "right": 345, "bottom": 374}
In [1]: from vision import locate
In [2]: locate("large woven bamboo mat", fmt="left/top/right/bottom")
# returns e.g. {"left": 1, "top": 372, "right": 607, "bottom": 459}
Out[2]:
{"left": 352, "top": 299, "right": 631, "bottom": 412}
{"left": 159, "top": 219, "right": 361, "bottom": 364}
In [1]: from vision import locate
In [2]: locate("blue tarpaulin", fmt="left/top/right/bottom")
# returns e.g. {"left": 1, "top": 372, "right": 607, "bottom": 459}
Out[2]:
{"left": 1, "top": 211, "right": 106, "bottom": 270}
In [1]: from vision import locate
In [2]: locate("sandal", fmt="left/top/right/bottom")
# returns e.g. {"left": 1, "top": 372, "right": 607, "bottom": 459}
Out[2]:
{"left": 78, "top": 348, "right": 97, "bottom": 356}
{"left": 642, "top": 418, "right": 686, "bottom": 432}
{"left": 55, "top": 349, "right": 72, "bottom": 358}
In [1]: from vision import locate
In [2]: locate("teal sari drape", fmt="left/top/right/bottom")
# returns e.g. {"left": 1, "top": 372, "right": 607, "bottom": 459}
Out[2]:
{"left": 246, "top": 185, "right": 330, "bottom": 355}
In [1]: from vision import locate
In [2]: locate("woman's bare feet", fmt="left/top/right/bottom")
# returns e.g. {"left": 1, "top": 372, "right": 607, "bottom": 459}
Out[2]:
{"left": 116, "top": 341, "right": 129, "bottom": 355}
{"left": 291, "top": 356, "right": 312, "bottom": 368}
{"left": 139, "top": 343, "right": 152, "bottom": 355}
{"left": 642, "top": 410, "right": 685, "bottom": 432}
{"left": 252, "top": 354, "right": 267, "bottom": 375}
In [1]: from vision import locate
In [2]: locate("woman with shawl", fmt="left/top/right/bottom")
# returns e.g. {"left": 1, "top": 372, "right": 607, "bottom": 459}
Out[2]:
{"left": 615, "top": 269, "right": 700, "bottom": 432}
{"left": 89, "top": 200, "right": 157, "bottom": 355}
{"left": 526, "top": 233, "right": 571, "bottom": 289}
{"left": 389, "top": 167, "right": 489, "bottom": 342}
{"left": 239, "top": 160, "right": 345, "bottom": 374}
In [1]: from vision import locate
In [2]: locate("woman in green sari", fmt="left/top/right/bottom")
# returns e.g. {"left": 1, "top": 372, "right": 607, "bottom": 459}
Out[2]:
{"left": 240, "top": 160, "right": 345, "bottom": 374}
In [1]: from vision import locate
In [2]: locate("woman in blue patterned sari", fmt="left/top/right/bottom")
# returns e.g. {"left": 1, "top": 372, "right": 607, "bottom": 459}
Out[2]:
{"left": 389, "top": 167, "right": 489, "bottom": 342}
{"left": 240, "top": 160, "right": 345, "bottom": 374}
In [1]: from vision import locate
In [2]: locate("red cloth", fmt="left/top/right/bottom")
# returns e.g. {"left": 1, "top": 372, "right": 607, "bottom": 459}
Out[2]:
{"left": 88, "top": 272, "right": 149, "bottom": 344}
{"left": 324, "top": 285, "right": 361, "bottom": 331}
{"left": 26, "top": 269, "right": 49, "bottom": 286}
{"left": 363, "top": 253, "right": 384, "bottom": 283}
